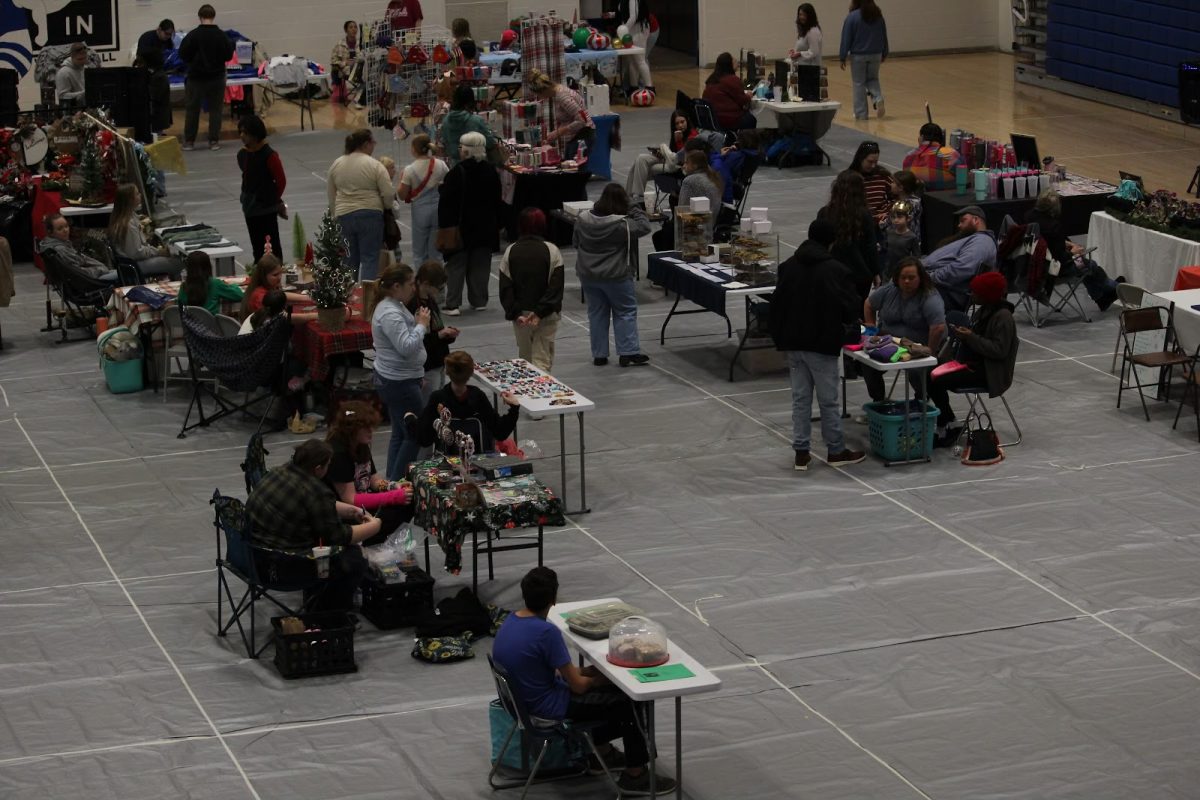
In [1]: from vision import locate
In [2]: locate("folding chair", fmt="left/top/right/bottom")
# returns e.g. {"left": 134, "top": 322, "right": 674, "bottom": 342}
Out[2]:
{"left": 487, "top": 655, "right": 619, "bottom": 799}
{"left": 1170, "top": 306, "right": 1200, "bottom": 441}
{"left": 1017, "top": 236, "right": 1091, "bottom": 327}
{"left": 1116, "top": 306, "right": 1193, "bottom": 422}
{"left": 950, "top": 388, "right": 1023, "bottom": 449}
{"left": 162, "top": 305, "right": 221, "bottom": 400}
{"left": 211, "top": 490, "right": 322, "bottom": 659}
{"left": 690, "top": 99, "right": 734, "bottom": 146}
{"left": 240, "top": 432, "right": 269, "bottom": 495}
{"left": 178, "top": 314, "right": 292, "bottom": 438}
{"left": 1110, "top": 283, "right": 1146, "bottom": 374}
{"left": 39, "top": 246, "right": 112, "bottom": 343}
{"left": 213, "top": 314, "right": 242, "bottom": 338}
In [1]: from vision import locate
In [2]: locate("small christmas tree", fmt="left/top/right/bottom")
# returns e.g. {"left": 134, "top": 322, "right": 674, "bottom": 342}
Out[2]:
{"left": 291, "top": 214, "right": 306, "bottom": 264}
{"left": 77, "top": 134, "right": 104, "bottom": 202}
{"left": 309, "top": 210, "right": 356, "bottom": 310}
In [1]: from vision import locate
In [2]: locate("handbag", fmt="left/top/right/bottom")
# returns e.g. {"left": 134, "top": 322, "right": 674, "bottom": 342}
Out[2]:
{"left": 383, "top": 208, "right": 402, "bottom": 249}
{"left": 436, "top": 167, "right": 466, "bottom": 254}
{"left": 960, "top": 410, "right": 1004, "bottom": 466}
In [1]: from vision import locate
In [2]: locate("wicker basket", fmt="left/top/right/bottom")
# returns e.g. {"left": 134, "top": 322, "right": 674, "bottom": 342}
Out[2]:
{"left": 317, "top": 305, "right": 346, "bottom": 332}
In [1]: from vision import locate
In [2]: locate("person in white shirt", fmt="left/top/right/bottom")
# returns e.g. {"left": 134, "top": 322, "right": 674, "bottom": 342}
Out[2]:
{"left": 327, "top": 128, "right": 395, "bottom": 281}
{"left": 397, "top": 134, "right": 449, "bottom": 266}
{"left": 789, "top": 3, "right": 823, "bottom": 66}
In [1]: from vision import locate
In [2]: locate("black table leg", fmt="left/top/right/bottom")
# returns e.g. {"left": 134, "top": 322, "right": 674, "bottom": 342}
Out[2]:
{"left": 660, "top": 293, "right": 683, "bottom": 346}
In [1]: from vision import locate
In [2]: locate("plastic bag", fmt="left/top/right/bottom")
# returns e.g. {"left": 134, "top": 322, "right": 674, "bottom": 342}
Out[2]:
{"left": 518, "top": 439, "right": 542, "bottom": 459}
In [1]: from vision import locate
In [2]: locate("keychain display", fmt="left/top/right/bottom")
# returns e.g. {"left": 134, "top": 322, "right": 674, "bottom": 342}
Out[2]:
{"left": 475, "top": 359, "right": 577, "bottom": 400}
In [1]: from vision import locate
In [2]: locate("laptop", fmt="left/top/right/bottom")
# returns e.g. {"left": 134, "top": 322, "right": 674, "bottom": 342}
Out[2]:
{"left": 1010, "top": 133, "right": 1040, "bottom": 169}
{"left": 1119, "top": 171, "right": 1145, "bottom": 193}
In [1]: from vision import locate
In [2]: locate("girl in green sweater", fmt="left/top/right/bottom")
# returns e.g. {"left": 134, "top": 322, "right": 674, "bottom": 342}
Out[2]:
{"left": 176, "top": 251, "right": 245, "bottom": 315}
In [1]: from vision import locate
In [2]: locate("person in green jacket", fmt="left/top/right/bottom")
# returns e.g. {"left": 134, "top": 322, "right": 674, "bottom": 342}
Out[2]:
{"left": 176, "top": 251, "right": 245, "bottom": 315}
{"left": 436, "top": 84, "right": 495, "bottom": 166}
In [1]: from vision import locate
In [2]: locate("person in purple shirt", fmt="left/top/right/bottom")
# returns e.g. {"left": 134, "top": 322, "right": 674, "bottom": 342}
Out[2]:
{"left": 491, "top": 567, "right": 676, "bottom": 795}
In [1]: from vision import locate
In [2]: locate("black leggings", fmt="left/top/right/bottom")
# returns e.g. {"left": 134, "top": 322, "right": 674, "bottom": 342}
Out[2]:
{"left": 566, "top": 685, "right": 649, "bottom": 766}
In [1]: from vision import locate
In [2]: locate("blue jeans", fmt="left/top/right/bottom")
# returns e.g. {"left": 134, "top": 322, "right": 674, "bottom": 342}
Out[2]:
{"left": 850, "top": 53, "right": 884, "bottom": 119}
{"left": 581, "top": 278, "right": 640, "bottom": 358}
{"left": 338, "top": 209, "right": 384, "bottom": 281}
{"left": 410, "top": 193, "right": 440, "bottom": 267}
{"left": 787, "top": 351, "right": 845, "bottom": 454}
{"left": 374, "top": 372, "right": 424, "bottom": 480}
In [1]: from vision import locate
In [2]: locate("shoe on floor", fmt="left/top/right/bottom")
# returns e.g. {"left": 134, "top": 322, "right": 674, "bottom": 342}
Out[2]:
{"left": 853, "top": 413, "right": 869, "bottom": 425}
{"left": 471, "top": 305, "right": 487, "bottom": 311}
{"left": 586, "top": 746, "right": 626, "bottom": 775}
{"left": 182, "top": 142, "right": 195, "bottom": 151}
{"left": 1097, "top": 294, "right": 1117, "bottom": 312}
{"left": 794, "top": 450, "right": 811, "bottom": 471}
{"left": 875, "top": 100, "right": 886, "bottom": 118}
{"left": 828, "top": 449, "right": 866, "bottom": 467}
{"left": 593, "top": 357, "right": 609, "bottom": 366}
{"left": 619, "top": 354, "right": 650, "bottom": 367}
{"left": 208, "top": 142, "right": 221, "bottom": 151}
{"left": 617, "top": 770, "right": 677, "bottom": 796}
{"left": 443, "top": 307, "right": 461, "bottom": 316}
{"left": 403, "top": 411, "right": 418, "bottom": 437}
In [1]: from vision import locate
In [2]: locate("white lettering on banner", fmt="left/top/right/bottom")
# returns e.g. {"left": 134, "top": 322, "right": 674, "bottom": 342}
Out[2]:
{"left": 66, "top": 14, "right": 93, "bottom": 36}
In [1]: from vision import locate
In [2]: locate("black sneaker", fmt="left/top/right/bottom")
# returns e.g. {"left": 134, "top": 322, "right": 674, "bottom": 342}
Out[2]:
{"left": 619, "top": 354, "right": 650, "bottom": 367}
{"left": 827, "top": 449, "right": 866, "bottom": 467}
{"left": 794, "top": 451, "right": 811, "bottom": 471}
{"left": 617, "top": 770, "right": 677, "bottom": 796}
{"left": 586, "top": 746, "right": 626, "bottom": 775}
{"left": 403, "top": 412, "right": 418, "bottom": 436}
{"left": 594, "top": 357, "right": 608, "bottom": 366}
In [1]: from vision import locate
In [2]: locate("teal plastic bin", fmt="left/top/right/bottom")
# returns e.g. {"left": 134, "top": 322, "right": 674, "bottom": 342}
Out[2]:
{"left": 97, "top": 326, "right": 145, "bottom": 394}
{"left": 864, "top": 400, "right": 938, "bottom": 461}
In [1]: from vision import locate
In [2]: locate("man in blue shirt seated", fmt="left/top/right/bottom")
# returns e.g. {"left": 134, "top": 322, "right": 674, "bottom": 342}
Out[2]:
{"left": 492, "top": 567, "right": 676, "bottom": 796}
{"left": 924, "top": 205, "right": 997, "bottom": 313}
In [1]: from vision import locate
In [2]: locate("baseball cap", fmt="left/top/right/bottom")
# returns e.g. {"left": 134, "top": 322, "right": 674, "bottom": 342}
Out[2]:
{"left": 955, "top": 205, "right": 985, "bottom": 219}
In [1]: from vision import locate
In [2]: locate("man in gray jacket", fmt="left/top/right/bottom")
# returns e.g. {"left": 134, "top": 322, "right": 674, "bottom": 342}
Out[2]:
{"left": 55, "top": 43, "right": 89, "bottom": 106}
{"left": 572, "top": 184, "right": 652, "bottom": 367}
{"left": 924, "top": 205, "right": 997, "bottom": 312}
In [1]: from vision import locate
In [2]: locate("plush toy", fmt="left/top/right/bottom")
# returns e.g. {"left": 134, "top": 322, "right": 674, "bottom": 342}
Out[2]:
{"left": 631, "top": 87, "right": 655, "bottom": 106}
{"left": 572, "top": 27, "right": 591, "bottom": 49}
{"left": 586, "top": 31, "right": 611, "bottom": 50}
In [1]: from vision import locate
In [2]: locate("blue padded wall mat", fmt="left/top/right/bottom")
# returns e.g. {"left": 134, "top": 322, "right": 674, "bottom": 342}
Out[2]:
{"left": 1046, "top": 0, "right": 1200, "bottom": 106}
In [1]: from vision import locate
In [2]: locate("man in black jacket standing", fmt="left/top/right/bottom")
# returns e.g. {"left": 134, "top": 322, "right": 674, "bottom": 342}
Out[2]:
{"left": 770, "top": 219, "right": 866, "bottom": 471}
{"left": 178, "top": 4, "right": 234, "bottom": 151}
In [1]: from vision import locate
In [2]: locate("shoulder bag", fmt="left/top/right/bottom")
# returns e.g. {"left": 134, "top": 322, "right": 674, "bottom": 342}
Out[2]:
{"left": 435, "top": 167, "right": 465, "bottom": 254}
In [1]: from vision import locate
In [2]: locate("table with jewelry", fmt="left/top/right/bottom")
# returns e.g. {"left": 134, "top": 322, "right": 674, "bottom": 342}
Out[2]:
{"left": 407, "top": 459, "right": 565, "bottom": 588}
{"left": 470, "top": 358, "right": 595, "bottom": 515}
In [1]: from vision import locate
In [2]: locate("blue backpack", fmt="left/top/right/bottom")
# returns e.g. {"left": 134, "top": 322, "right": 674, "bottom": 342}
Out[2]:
{"left": 766, "top": 132, "right": 819, "bottom": 168}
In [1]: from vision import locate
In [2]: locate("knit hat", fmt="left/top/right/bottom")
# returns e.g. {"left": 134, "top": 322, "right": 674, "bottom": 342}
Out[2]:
{"left": 500, "top": 29, "right": 517, "bottom": 49}
{"left": 970, "top": 271, "right": 1008, "bottom": 304}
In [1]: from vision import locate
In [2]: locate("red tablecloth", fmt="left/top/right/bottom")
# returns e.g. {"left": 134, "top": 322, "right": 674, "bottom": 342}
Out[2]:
{"left": 1172, "top": 266, "right": 1200, "bottom": 291}
{"left": 302, "top": 319, "right": 372, "bottom": 382}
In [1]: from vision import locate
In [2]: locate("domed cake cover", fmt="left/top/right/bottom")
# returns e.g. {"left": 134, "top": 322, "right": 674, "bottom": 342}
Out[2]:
{"left": 606, "top": 615, "right": 669, "bottom": 667}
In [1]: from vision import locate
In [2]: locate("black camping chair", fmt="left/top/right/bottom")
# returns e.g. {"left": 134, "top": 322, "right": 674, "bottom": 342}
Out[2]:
{"left": 178, "top": 314, "right": 291, "bottom": 438}
{"left": 211, "top": 490, "right": 322, "bottom": 659}
{"left": 487, "top": 655, "right": 618, "bottom": 798}
{"left": 39, "top": 246, "right": 112, "bottom": 343}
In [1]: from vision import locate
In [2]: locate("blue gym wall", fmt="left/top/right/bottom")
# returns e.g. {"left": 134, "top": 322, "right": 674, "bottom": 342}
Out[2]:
{"left": 1045, "top": 0, "right": 1200, "bottom": 107}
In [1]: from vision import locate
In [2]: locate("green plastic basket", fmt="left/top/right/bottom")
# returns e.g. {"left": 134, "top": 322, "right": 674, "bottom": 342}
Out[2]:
{"left": 864, "top": 400, "right": 938, "bottom": 461}
{"left": 102, "top": 358, "right": 144, "bottom": 394}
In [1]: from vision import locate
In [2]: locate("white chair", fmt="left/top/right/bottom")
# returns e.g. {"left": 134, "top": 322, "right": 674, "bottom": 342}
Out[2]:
{"left": 214, "top": 314, "right": 242, "bottom": 338}
{"left": 162, "top": 305, "right": 219, "bottom": 399}
{"left": 1170, "top": 304, "right": 1200, "bottom": 440}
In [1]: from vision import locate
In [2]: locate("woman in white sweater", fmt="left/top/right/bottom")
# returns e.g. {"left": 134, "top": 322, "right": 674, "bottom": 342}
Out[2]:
{"left": 327, "top": 128, "right": 395, "bottom": 281}
{"left": 106, "top": 183, "right": 183, "bottom": 279}
{"left": 789, "top": 3, "right": 823, "bottom": 66}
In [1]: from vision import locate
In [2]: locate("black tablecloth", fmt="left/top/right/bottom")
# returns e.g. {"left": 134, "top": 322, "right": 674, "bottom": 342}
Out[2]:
{"left": 646, "top": 252, "right": 730, "bottom": 315}
{"left": 922, "top": 189, "right": 1110, "bottom": 252}
{"left": 503, "top": 169, "right": 591, "bottom": 241}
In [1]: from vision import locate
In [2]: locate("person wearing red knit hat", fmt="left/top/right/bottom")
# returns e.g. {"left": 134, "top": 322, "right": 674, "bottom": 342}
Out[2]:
{"left": 928, "top": 270, "right": 1018, "bottom": 447}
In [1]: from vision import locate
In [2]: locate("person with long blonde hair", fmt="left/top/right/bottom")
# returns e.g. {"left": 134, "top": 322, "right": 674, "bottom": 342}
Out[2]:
{"left": 106, "top": 183, "right": 183, "bottom": 278}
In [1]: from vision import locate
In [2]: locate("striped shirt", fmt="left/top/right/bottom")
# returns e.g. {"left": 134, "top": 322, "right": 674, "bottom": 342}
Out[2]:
{"left": 552, "top": 85, "right": 595, "bottom": 142}
{"left": 862, "top": 170, "right": 893, "bottom": 223}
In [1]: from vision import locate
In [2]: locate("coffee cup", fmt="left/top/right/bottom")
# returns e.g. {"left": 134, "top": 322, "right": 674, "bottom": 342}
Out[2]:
{"left": 643, "top": 189, "right": 656, "bottom": 210}
{"left": 312, "top": 546, "right": 331, "bottom": 578}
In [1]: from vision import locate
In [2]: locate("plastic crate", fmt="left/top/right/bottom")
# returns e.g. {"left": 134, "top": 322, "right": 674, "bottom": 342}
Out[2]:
{"left": 359, "top": 568, "right": 435, "bottom": 630}
{"left": 102, "top": 358, "right": 144, "bottom": 393}
{"left": 864, "top": 400, "right": 938, "bottom": 461}
{"left": 271, "top": 611, "right": 358, "bottom": 679}
{"left": 489, "top": 700, "right": 584, "bottom": 773}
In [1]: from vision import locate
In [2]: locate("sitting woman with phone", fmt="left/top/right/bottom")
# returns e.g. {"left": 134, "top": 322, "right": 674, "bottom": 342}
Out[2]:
{"left": 1024, "top": 189, "right": 1120, "bottom": 311}
{"left": 624, "top": 109, "right": 697, "bottom": 200}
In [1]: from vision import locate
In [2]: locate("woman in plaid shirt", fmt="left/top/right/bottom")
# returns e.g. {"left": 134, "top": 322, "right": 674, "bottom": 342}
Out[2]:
{"left": 527, "top": 68, "right": 596, "bottom": 160}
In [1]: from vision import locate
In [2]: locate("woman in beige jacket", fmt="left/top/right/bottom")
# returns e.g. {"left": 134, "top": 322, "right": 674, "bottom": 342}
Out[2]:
{"left": 327, "top": 128, "right": 395, "bottom": 281}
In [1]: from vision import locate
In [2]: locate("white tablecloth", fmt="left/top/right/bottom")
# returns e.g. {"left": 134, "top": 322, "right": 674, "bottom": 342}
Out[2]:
{"left": 750, "top": 99, "right": 840, "bottom": 140}
{"left": 1088, "top": 211, "right": 1200, "bottom": 292}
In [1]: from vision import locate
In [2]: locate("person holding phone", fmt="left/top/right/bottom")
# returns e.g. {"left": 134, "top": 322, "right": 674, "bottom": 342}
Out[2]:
{"left": 369, "top": 264, "right": 430, "bottom": 480}
{"left": 624, "top": 109, "right": 696, "bottom": 199}
{"left": 1024, "top": 189, "right": 1120, "bottom": 310}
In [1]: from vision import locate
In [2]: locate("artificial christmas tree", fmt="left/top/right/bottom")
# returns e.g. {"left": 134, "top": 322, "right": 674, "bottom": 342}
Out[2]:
{"left": 77, "top": 133, "right": 104, "bottom": 204}
{"left": 310, "top": 210, "right": 356, "bottom": 331}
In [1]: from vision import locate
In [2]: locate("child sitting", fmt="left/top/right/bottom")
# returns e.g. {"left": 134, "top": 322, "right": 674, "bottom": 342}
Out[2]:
{"left": 410, "top": 350, "right": 521, "bottom": 453}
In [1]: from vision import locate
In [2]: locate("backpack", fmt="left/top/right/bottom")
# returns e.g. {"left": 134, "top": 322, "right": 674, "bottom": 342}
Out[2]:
{"left": 766, "top": 132, "right": 819, "bottom": 168}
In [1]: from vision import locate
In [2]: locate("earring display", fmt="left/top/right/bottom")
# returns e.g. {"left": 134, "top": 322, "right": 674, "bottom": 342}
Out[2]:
{"left": 475, "top": 359, "right": 577, "bottom": 399}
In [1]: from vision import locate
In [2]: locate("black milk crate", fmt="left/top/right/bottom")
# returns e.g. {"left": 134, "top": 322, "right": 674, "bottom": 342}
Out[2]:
{"left": 359, "top": 568, "right": 435, "bottom": 630}
{"left": 271, "top": 611, "right": 358, "bottom": 679}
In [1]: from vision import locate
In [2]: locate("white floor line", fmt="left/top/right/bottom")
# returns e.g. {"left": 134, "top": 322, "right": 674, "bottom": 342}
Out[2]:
{"left": 50, "top": 443, "right": 249, "bottom": 471}
{"left": 0, "top": 382, "right": 8, "bottom": 408}
{"left": 646, "top": 361, "right": 1200, "bottom": 685}
{"left": 221, "top": 698, "right": 482, "bottom": 738}
{"left": 0, "top": 568, "right": 216, "bottom": 598}
{"left": 11, "top": 415, "right": 262, "bottom": 800}
{"left": 0, "top": 734, "right": 217, "bottom": 768}
{"left": 755, "top": 665, "right": 934, "bottom": 800}
{"left": 0, "top": 368, "right": 95, "bottom": 383}
{"left": 1018, "top": 336, "right": 1121, "bottom": 381}
{"left": 715, "top": 386, "right": 790, "bottom": 399}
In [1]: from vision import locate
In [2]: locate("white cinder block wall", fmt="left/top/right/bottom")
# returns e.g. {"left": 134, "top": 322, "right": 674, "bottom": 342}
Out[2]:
{"left": 15, "top": 0, "right": 1012, "bottom": 106}
{"left": 697, "top": 0, "right": 1003, "bottom": 66}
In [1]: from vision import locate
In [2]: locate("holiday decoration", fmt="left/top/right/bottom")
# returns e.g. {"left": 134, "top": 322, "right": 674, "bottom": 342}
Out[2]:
{"left": 310, "top": 210, "right": 356, "bottom": 330}
{"left": 77, "top": 133, "right": 104, "bottom": 203}
{"left": 622, "top": 33, "right": 633, "bottom": 46}
{"left": 291, "top": 213, "right": 306, "bottom": 263}
{"left": 631, "top": 87, "right": 656, "bottom": 106}
{"left": 616, "top": 24, "right": 629, "bottom": 39}
{"left": 586, "top": 32, "right": 611, "bottom": 50}
{"left": 572, "top": 27, "right": 592, "bottom": 49}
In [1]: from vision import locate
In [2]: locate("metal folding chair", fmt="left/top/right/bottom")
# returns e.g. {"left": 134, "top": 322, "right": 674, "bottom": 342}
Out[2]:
{"left": 1110, "top": 283, "right": 1146, "bottom": 374}
{"left": 950, "top": 388, "right": 1023, "bottom": 450}
{"left": 1017, "top": 235, "right": 1090, "bottom": 327}
{"left": 1116, "top": 306, "right": 1193, "bottom": 422}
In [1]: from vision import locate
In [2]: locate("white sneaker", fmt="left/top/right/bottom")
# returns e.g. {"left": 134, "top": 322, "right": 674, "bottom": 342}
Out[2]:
{"left": 182, "top": 142, "right": 195, "bottom": 151}
{"left": 208, "top": 142, "right": 221, "bottom": 151}
{"left": 443, "top": 307, "right": 461, "bottom": 316}
{"left": 853, "top": 413, "right": 869, "bottom": 425}
{"left": 471, "top": 305, "right": 487, "bottom": 311}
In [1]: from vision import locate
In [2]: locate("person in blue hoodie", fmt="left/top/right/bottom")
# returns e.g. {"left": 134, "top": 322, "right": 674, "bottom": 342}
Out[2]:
{"left": 839, "top": 0, "right": 889, "bottom": 121}
{"left": 573, "top": 184, "right": 652, "bottom": 367}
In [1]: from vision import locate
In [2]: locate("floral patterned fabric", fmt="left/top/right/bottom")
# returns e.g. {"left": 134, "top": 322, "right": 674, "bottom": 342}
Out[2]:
{"left": 407, "top": 460, "right": 566, "bottom": 574}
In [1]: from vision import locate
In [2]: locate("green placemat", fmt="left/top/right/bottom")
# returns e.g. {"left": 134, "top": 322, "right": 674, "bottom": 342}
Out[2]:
{"left": 629, "top": 663, "right": 694, "bottom": 683}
